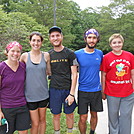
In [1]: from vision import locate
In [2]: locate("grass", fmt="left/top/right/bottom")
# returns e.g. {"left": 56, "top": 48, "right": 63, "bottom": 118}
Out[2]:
{"left": 45, "top": 108, "right": 80, "bottom": 134}
{"left": 14, "top": 107, "right": 90, "bottom": 134}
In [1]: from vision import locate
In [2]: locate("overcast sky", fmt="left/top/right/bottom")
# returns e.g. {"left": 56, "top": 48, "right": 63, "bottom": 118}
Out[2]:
{"left": 72, "top": 0, "right": 110, "bottom": 9}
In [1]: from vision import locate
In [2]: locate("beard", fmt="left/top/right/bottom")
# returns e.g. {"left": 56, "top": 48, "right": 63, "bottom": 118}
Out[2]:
{"left": 86, "top": 43, "right": 96, "bottom": 49}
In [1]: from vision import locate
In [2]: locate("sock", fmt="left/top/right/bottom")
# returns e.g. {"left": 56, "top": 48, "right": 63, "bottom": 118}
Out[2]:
{"left": 54, "top": 130, "right": 60, "bottom": 134}
{"left": 90, "top": 130, "right": 95, "bottom": 134}
{"left": 67, "top": 128, "right": 73, "bottom": 133}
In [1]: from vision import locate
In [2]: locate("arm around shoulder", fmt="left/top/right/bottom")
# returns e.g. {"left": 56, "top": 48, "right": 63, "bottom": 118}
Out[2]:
{"left": 101, "top": 71, "right": 107, "bottom": 100}
{"left": 0, "top": 108, "right": 5, "bottom": 125}
{"left": 0, "top": 76, "right": 5, "bottom": 124}
{"left": 66, "top": 65, "right": 78, "bottom": 105}
{"left": 70, "top": 65, "right": 78, "bottom": 96}
{"left": 20, "top": 52, "right": 28, "bottom": 63}
{"left": 44, "top": 52, "right": 51, "bottom": 76}
{"left": 131, "top": 69, "right": 134, "bottom": 90}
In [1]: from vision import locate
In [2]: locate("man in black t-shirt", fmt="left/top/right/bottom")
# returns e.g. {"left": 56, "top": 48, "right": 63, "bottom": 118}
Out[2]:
{"left": 48, "top": 26, "right": 78, "bottom": 134}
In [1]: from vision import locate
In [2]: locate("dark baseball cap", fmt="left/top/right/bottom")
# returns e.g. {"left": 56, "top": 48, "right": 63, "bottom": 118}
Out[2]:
{"left": 49, "top": 26, "right": 62, "bottom": 34}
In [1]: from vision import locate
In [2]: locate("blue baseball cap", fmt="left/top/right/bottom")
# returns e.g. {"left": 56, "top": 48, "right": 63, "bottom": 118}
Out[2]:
{"left": 49, "top": 26, "right": 62, "bottom": 34}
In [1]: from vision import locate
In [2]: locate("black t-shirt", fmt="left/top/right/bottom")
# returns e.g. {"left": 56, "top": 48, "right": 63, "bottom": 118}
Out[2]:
{"left": 49, "top": 47, "right": 76, "bottom": 90}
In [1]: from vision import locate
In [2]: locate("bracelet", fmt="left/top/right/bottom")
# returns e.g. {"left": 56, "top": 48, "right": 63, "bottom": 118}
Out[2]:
{"left": 69, "top": 93, "right": 74, "bottom": 97}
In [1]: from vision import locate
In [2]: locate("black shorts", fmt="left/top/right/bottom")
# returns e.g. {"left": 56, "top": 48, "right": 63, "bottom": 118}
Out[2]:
{"left": 27, "top": 98, "right": 49, "bottom": 110}
{"left": 78, "top": 90, "right": 103, "bottom": 114}
{"left": 2, "top": 105, "right": 31, "bottom": 134}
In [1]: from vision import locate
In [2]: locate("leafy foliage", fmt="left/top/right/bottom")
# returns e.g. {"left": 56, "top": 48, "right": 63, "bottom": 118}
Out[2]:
{"left": 0, "top": 7, "right": 49, "bottom": 61}
{"left": 0, "top": 0, "right": 134, "bottom": 61}
{"left": 98, "top": 0, "right": 134, "bottom": 53}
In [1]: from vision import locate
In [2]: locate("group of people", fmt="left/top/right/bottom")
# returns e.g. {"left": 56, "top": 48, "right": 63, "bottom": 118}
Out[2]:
{"left": 0, "top": 26, "right": 133, "bottom": 134}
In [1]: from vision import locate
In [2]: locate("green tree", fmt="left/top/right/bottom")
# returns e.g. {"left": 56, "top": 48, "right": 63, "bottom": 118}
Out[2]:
{"left": 0, "top": 9, "right": 49, "bottom": 61}
{"left": 110, "top": 0, "right": 134, "bottom": 53}
{"left": 0, "top": 0, "right": 133, "bottom": 54}
{"left": 0, "top": 6, "right": 11, "bottom": 61}
{"left": 0, "top": 0, "right": 80, "bottom": 49}
{"left": 97, "top": 0, "right": 134, "bottom": 53}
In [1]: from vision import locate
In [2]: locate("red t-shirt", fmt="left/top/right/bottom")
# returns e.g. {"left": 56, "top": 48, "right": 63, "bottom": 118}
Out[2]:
{"left": 101, "top": 51, "right": 134, "bottom": 97}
